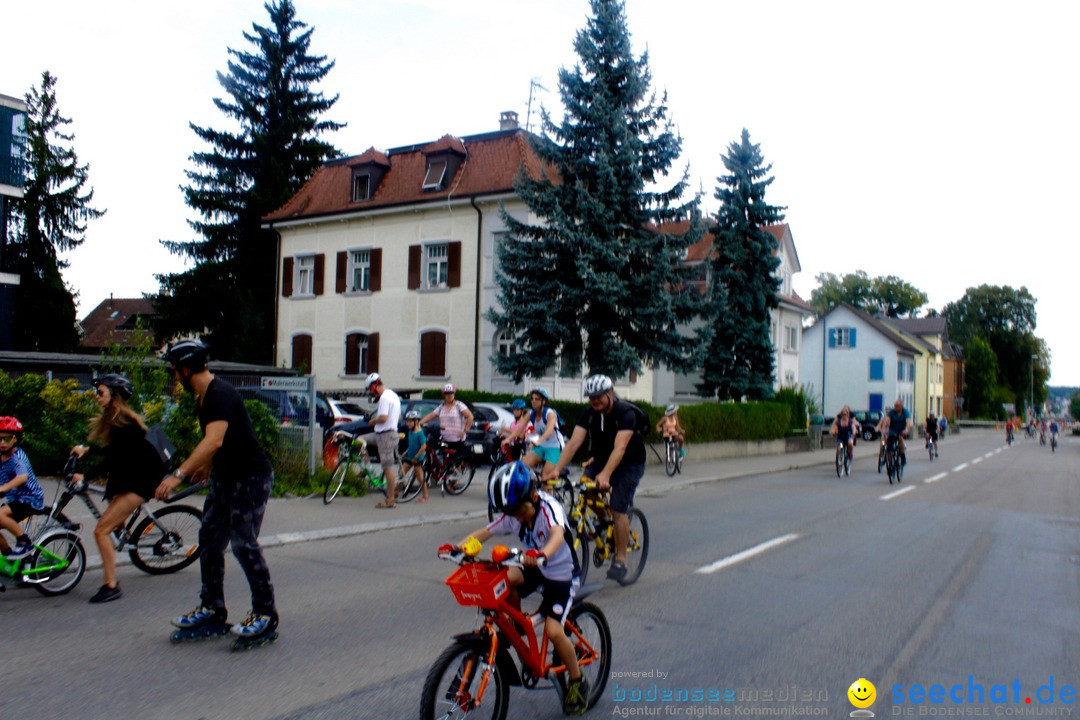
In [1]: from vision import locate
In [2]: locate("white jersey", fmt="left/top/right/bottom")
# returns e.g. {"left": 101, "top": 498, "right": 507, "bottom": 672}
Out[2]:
{"left": 374, "top": 388, "right": 401, "bottom": 433}
{"left": 486, "top": 490, "right": 576, "bottom": 582}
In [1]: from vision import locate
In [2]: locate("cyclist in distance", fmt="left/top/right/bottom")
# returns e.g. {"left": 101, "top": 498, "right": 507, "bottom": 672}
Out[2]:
{"left": 363, "top": 373, "right": 402, "bottom": 508}
{"left": 453, "top": 462, "right": 589, "bottom": 715}
{"left": 924, "top": 412, "right": 939, "bottom": 457}
{"left": 882, "top": 399, "right": 913, "bottom": 466}
{"left": 829, "top": 405, "right": 860, "bottom": 462}
{"left": 656, "top": 404, "right": 686, "bottom": 457}
{"left": 0, "top": 417, "right": 44, "bottom": 559}
{"left": 155, "top": 339, "right": 279, "bottom": 645}
{"left": 546, "top": 374, "right": 646, "bottom": 583}
{"left": 71, "top": 374, "right": 166, "bottom": 603}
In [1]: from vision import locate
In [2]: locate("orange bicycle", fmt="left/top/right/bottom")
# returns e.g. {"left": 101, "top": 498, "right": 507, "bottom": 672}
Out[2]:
{"left": 421, "top": 545, "right": 611, "bottom": 719}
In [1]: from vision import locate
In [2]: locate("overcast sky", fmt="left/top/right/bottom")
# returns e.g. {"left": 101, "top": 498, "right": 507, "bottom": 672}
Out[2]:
{"left": 4, "top": 0, "right": 1078, "bottom": 384}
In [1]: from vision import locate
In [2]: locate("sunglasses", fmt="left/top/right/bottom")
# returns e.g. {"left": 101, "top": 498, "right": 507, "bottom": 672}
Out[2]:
{"left": 96, "top": 388, "right": 108, "bottom": 397}
{"left": 0, "top": 434, "right": 16, "bottom": 443}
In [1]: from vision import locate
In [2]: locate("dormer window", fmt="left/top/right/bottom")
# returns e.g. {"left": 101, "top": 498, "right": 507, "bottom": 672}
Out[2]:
{"left": 352, "top": 173, "right": 371, "bottom": 202}
{"left": 422, "top": 158, "right": 448, "bottom": 190}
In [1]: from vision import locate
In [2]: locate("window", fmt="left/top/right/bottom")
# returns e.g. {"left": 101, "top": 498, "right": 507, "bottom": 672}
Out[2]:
{"left": 426, "top": 244, "right": 449, "bottom": 288}
{"left": 294, "top": 255, "right": 315, "bottom": 296}
{"left": 344, "top": 332, "right": 379, "bottom": 376}
{"left": 897, "top": 362, "right": 904, "bottom": 381}
{"left": 829, "top": 327, "right": 856, "bottom": 348}
{"left": 352, "top": 173, "right": 371, "bottom": 202}
{"left": 908, "top": 362, "right": 916, "bottom": 382}
{"left": 784, "top": 325, "right": 798, "bottom": 352}
{"left": 869, "top": 358, "right": 884, "bottom": 381}
{"left": 419, "top": 330, "right": 447, "bottom": 377}
{"left": 349, "top": 250, "right": 370, "bottom": 292}
{"left": 422, "top": 159, "right": 448, "bottom": 190}
{"left": 291, "top": 333, "right": 312, "bottom": 373}
{"left": 493, "top": 331, "right": 518, "bottom": 378}
{"left": 869, "top": 393, "right": 884, "bottom": 413}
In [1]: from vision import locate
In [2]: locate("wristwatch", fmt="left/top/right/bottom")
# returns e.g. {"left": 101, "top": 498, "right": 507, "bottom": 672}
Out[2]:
{"left": 172, "top": 469, "right": 187, "bottom": 482}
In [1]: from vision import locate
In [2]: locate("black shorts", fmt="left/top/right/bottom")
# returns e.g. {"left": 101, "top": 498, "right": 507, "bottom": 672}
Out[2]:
{"left": 584, "top": 462, "right": 644, "bottom": 514}
{"left": 518, "top": 566, "right": 575, "bottom": 622}
{"left": 3, "top": 502, "right": 38, "bottom": 523}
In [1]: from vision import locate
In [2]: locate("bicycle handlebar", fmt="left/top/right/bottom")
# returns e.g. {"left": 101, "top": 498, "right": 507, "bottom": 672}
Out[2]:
{"left": 165, "top": 480, "right": 209, "bottom": 503}
{"left": 436, "top": 544, "right": 540, "bottom": 568}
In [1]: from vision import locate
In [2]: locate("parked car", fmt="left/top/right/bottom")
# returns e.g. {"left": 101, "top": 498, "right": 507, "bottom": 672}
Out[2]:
{"left": 326, "top": 398, "right": 367, "bottom": 424}
{"left": 471, "top": 402, "right": 516, "bottom": 436}
{"left": 853, "top": 411, "right": 883, "bottom": 441}
{"left": 237, "top": 387, "right": 333, "bottom": 429}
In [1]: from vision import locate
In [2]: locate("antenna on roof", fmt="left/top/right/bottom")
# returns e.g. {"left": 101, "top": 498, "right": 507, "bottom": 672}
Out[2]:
{"left": 525, "top": 78, "right": 547, "bottom": 133}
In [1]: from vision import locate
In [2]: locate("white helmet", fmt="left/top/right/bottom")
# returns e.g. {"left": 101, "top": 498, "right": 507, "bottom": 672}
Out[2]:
{"left": 583, "top": 375, "right": 613, "bottom": 398}
{"left": 443, "top": 383, "right": 456, "bottom": 394}
{"left": 365, "top": 373, "right": 382, "bottom": 390}
{"left": 665, "top": 404, "right": 679, "bottom": 416}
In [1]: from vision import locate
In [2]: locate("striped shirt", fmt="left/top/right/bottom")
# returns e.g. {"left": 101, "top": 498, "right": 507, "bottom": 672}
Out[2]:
{"left": 0, "top": 447, "right": 44, "bottom": 510}
{"left": 438, "top": 401, "right": 469, "bottom": 442}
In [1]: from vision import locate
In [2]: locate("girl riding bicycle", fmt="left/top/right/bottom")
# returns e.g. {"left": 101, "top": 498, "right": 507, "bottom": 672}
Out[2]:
{"left": 71, "top": 374, "right": 167, "bottom": 603}
{"left": 452, "top": 462, "right": 590, "bottom": 716}
{"left": 655, "top": 404, "right": 686, "bottom": 457}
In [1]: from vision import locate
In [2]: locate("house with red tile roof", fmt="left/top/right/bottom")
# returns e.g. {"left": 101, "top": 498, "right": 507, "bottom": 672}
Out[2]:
{"left": 78, "top": 296, "right": 157, "bottom": 352}
{"left": 264, "top": 112, "right": 663, "bottom": 400}
{"left": 655, "top": 221, "right": 814, "bottom": 399}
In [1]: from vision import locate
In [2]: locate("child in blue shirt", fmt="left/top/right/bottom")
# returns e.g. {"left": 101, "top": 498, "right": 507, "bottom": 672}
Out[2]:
{"left": 0, "top": 417, "right": 45, "bottom": 559}
{"left": 403, "top": 411, "right": 428, "bottom": 502}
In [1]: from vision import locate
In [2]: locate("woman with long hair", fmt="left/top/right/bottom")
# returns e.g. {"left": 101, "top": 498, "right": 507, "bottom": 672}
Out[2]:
{"left": 72, "top": 374, "right": 166, "bottom": 603}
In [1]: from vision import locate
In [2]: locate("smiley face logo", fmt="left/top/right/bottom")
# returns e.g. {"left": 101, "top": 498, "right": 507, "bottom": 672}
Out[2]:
{"left": 848, "top": 678, "right": 876, "bottom": 709}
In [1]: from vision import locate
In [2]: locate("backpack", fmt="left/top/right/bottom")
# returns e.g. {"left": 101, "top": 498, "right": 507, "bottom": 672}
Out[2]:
{"left": 622, "top": 401, "right": 651, "bottom": 438}
{"left": 530, "top": 407, "right": 568, "bottom": 447}
{"left": 145, "top": 423, "right": 178, "bottom": 471}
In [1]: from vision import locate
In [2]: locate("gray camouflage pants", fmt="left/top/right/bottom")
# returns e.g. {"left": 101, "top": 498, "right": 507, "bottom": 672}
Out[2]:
{"left": 199, "top": 471, "right": 276, "bottom": 617}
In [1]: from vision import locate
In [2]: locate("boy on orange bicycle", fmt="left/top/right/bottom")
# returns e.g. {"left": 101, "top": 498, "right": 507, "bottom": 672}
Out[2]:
{"left": 453, "top": 462, "right": 589, "bottom": 715}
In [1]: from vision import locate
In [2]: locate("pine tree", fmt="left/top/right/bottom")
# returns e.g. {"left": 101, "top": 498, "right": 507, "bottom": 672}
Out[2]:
{"left": 488, "top": 0, "right": 701, "bottom": 381}
{"left": 156, "top": 0, "right": 342, "bottom": 362}
{"left": 699, "top": 129, "right": 785, "bottom": 400}
{"left": 6, "top": 71, "right": 104, "bottom": 351}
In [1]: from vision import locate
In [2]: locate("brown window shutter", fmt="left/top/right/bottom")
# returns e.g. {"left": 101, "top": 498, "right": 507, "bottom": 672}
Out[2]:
{"left": 407, "top": 245, "right": 421, "bottom": 289}
{"left": 336, "top": 251, "right": 347, "bottom": 294}
{"left": 369, "top": 248, "right": 382, "bottom": 292}
{"left": 292, "top": 334, "right": 312, "bottom": 372}
{"left": 367, "top": 332, "right": 380, "bottom": 373}
{"left": 420, "top": 331, "right": 446, "bottom": 376}
{"left": 447, "top": 241, "right": 462, "bottom": 288}
{"left": 314, "top": 254, "right": 325, "bottom": 296}
{"left": 282, "top": 257, "right": 294, "bottom": 297}
{"left": 345, "top": 333, "right": 361, "bottom": 375}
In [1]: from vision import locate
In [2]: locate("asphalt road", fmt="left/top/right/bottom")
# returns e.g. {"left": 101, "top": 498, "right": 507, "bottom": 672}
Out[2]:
{"left": 4, "top": 430, "right": 1078, "bottom": 719}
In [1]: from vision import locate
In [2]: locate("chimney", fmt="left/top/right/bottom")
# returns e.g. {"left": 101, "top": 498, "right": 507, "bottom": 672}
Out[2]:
{"left": 499, "top": 110, "right": 519, "bottom": 130}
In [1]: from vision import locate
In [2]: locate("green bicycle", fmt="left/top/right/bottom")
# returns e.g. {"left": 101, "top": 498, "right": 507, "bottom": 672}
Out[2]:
{"left": 324, "top": 429, "right": 404, "bottom": 504}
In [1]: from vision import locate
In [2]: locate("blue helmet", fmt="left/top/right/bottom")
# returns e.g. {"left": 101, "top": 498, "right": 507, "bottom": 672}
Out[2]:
{"left": 511, "top": 398, "right": 527, "bottom": 409}
{"left": 488, "top": 461, "right": 535, "bottom": 512}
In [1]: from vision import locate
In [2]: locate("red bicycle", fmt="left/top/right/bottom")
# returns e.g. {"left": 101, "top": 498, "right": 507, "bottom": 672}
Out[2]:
{"left": 421, "top": 545, "right": 611, "bottom": 719}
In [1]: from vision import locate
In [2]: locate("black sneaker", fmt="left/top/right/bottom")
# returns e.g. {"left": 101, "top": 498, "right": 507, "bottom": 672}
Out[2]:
{"left": 606, "top": 560, "right": 627, "bottom": 581}
{"left": 89, "top": 584, "right": 122, "bottom": 603}
{"left": 563, "top": 676, "right": 590, "bottom": 716}
{"left": 6, "top": 538, "right": 33, "bottom": 560}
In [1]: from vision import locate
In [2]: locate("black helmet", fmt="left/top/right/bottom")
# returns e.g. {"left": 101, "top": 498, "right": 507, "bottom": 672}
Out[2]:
{"left": 92, "top": 373, "right": 134, "bottom": 400}
{"left": 162, "top": 339, "right": 209, "bottom": 370}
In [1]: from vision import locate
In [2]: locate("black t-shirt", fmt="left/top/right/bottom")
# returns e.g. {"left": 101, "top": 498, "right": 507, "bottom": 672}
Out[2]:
{"left": 200, "top": 377, "right": 272, "bottom": 481}
{"left": 576, "top": 399, "right": 646, "bottom": 468}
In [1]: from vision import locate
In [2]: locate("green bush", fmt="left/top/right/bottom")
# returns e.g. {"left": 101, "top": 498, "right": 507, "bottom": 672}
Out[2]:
{"left": 772, "top": 386, "right": 809, "bottom": 434}
{"left": 0, "top": 371, "right": 97, "bottom": 475}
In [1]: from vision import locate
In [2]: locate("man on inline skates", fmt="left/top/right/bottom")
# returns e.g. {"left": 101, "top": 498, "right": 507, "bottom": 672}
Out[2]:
{"left": 155, "top": 339, "right": 278, "bottom": 649}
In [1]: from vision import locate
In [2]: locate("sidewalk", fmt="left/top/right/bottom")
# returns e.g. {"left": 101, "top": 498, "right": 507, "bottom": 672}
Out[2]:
{"left": 56, "top": 429, "right": 990, "bottom": 567}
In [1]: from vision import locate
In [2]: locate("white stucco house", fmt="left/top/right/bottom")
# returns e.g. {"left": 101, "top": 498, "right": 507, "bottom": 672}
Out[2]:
{"left": 801, "top": 304, "right": 921, "bottom": 419}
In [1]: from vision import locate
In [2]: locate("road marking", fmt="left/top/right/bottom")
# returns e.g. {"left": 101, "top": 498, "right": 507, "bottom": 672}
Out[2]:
{"left": 924, "top": 472, "right": 947, "bottom": 484}
{"left": 971, "top": 457, "right": 983, "bottom": 465}
{"left": 881, "top": 486, "right": 916, "bottom": 500}
{"left": 952, "top": 463, "right": 969, "bottom": 472}
{"left": 983, "top": 452, "right": 994, "bottom": 459}
{"left": 695, "top": 533, "right": 801, "bottom": 575}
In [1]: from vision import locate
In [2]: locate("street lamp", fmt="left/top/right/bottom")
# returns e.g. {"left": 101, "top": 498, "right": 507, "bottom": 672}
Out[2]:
{"left": 1030, "top": 354, "right": 1037, "bottom": 419}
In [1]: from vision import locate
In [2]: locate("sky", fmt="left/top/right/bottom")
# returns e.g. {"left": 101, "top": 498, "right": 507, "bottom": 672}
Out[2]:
{"left": 4, "top": 0, "right": 1079, "bottom": 384}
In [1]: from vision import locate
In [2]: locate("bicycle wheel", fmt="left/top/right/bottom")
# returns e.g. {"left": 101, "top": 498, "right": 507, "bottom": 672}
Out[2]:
{"left": 324, "top": 456, "right": 350, "bottom": 504}
{"left": 129, "top": 505, "right": 203, "bottom": 575}
{"left": 886, "top": 454, "right": 895, "bottom": 484}
{"left": 928, "top": 441, "right": 934, "bottom": 461}
{"left": 420, "top": 640, "right": 509, "bottom": 720}
{"left": 572, "top": 514, "right": 594, "bottom": 587}
{"left": 618, "top": 507, "right": 649, "bottom": 586}
{"left": 664, "top": 439, "right": 677, "bottom": 476}
{"left": 27, "top": 531, "right": 85, "bottom": 596}
{"left": 397, "top": 465, "right": 423, "bottom": 503}
{"left": 835, "top": 446, "right": 843, "bottom": 478}
{"left": 843, "top": 449, "right": 851, "bottom": 477}
{"left": 444, "top": 463, "right": 475, "bottom": 496}
{"left": 555, "top": 602, "right": 612, "bottom": 712}
{"left": 895, "top": 453, "right": 904, "bottom": 483}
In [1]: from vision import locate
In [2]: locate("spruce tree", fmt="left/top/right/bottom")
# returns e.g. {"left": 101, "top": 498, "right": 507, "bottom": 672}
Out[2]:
{"left": 699, "top": 129, "right": 785, "bottom": 400}
{"left": 7, "top": 71, "right": 104, "bottom": 351}
{"left": 156, "top": 0, "right": 342, "bottom": 362}
{"left": 488, "top": 0, "right": 701, "bottom": 381}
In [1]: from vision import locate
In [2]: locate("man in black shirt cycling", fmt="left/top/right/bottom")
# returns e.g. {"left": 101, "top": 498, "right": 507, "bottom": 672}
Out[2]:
{"left": 546, "top": 374, "right": 646, "bottom": 582}
{"left": 155, "top": 339, "right": 278, "bottom": 646}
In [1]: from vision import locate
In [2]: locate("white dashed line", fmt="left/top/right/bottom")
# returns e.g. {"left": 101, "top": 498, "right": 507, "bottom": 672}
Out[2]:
{"left": 881, "top": 486, "right": 916, "bottom": 500}
{"left": 695, "top": 534, "right": 801, "bottom": 575}
{"left": 971, "top": 457, "right": 983, "bottom": 465}
{"left": 983, "top": 452, "right": 994, "bottom": 459}
{"left": 925, "top": 473, "right": 948, "bottom": 484}
{"left": 952, "top": 463, "right": 969, "bottom": 472}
